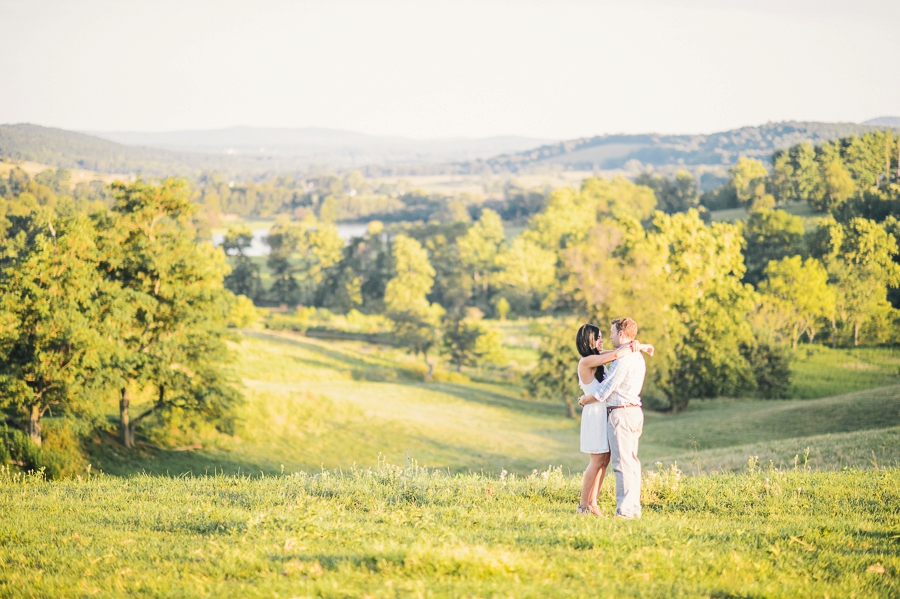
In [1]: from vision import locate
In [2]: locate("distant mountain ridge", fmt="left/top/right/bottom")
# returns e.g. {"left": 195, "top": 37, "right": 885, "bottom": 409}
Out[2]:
{"left": 864, "top": 116, "right": 900, "bottom": 127}
{"left": 0, "top": 124, "right": 252, "bottom": 176}
{"left": 1, "top": 121, "right": 897, "bottom": 179}
{"left": 86, "top": 126, "right": 552, "bottom": 166}
{"left": 477, "top": 121, "right": 898, "bottom": 173}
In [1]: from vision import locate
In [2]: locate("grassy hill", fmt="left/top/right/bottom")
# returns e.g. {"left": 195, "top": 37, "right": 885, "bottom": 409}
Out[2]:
{"left": 5, "top": 331, "right": 900, "bottom": 597}
{"left": 4, "top": 121, "right": 897, "bottom": 181}
{"left": 1, "top": 462, "right": 897, "bottom": 597}
{"left": 0, "top": 124, "right": 291, "bottom": 177}
{"left": 0, "top": 158, "right": 126, "bottom": 188}
{"left": 479, "top": 121, "right": 898, "bottom": 176}
{"left": 86, "top": 331, "right": 900, "bottom": 478}
{"left": 90, "top": 127, "right": 552, "bottom": 166}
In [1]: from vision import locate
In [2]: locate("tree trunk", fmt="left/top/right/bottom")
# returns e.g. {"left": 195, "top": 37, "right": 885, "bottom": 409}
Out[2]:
{"left": 119, "top": 387, "right": 134, "bottom": 449}
{"left": 831, "top": 317, "right": 837, "bottom": 348}
{"left": 424, "top": 357, "right": 434, "bottom": 382}
{"left": 28, "top": 404, "right": 41, "bottom": 446}
{"left": 128, "top": 386, "right": 164, "bottom": 444}
{"left": 854, "top": 321, "right": 861, "bottom": 347}
{"left": 456, "top": 357, "right": 462, "bottom": 373}
{"left": 563, "top": 395, "right": 576, "bottom": 419}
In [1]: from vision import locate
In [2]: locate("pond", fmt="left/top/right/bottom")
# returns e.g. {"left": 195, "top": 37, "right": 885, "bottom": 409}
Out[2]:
{"left": 211, "top": 223, "right": 370, "bottom": 256}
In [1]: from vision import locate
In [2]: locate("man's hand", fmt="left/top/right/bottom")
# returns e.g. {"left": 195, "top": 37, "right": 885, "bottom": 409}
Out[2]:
{"left": 579, "top": 394, "right": 598, "bottom": 407}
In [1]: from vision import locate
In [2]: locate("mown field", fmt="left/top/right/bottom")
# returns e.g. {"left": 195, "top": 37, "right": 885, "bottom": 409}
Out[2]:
{"left": 1, "top": 465, "right": 897, "bottom": 598}
{"left": 85, "top": 330, "right": 900, "bottom": 478}
{"left": 3, "top": 330, "right": 900, "bottom": 597}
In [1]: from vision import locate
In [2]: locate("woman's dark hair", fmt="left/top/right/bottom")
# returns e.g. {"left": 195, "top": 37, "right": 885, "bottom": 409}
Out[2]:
{"left": 575, "top": 324, "right": 600, "bottom": 357}
{"left": 576, "top": 324, "right": 605, "bottom": 382}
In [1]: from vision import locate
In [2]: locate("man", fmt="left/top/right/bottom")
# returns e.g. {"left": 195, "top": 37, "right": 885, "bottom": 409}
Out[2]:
{"left": 578, "top": 317, "right": 646, "bottom": 519}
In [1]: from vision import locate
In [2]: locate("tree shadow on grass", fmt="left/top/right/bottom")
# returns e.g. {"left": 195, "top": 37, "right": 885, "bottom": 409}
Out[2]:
{"left": 85, "top": 437, "right": 286, "bottom": 477}
{"left": 243, "top": 331, "right": 422, "bottom": 379}
{"left": 410, "top": 381, "right": 566, "bottom": 417}
{"left": 246, "top": 331, "right": 565, "bottom": 417}
{"left": 86, "top": 421, "right": 578, "bottom": 478}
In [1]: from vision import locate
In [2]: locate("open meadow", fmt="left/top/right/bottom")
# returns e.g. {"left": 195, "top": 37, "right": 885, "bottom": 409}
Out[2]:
{"left": 84, "top": 330, "right": 900, "bottom": 477}
{"left": 3, "top": 330, "right": 898, "bottom": 597}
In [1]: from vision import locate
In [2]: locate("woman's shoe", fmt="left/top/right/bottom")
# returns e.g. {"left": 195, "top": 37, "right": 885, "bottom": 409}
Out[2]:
{"left": 575, "top": 505, "right": 592, "bottom": 515}
{"left": 588, "top": 505, "right": 603, "bottom": 517}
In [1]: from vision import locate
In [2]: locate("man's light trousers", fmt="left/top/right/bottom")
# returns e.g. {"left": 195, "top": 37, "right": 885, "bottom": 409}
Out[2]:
{"left": 607, "top": 407, "right": 644, "bottom": 518}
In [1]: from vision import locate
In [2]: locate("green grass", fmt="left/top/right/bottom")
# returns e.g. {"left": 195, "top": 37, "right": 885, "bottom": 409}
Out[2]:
{"left": 1, "top": 465, "right": 897, "bottom": 598}
{"left": 643, "top": 385, "right": 900, "bottom": 457}
{"left": 790, "top": 344, "right": 900, "bottom": 398}
{"left": 7, "top": 331, "right": 900, "bottom": 597}
{"left": 88, "top": 332, "right": 578, "bottom": 477}
{"left": 83, "top": 332, "right": 900, "bottom": 480}
{"left": 671, "top": 426, "right": 900, "bottom": 475}
{"left": 708, "top": 207, "right": 749, "bottom": 222}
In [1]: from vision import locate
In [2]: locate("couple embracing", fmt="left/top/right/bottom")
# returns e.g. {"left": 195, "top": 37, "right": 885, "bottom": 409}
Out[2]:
{"left": 574, "top": 318, "right": 653, "bottom": 518}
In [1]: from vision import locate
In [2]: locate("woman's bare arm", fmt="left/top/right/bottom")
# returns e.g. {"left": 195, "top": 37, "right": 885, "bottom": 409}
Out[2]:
{"left": 577, "top": 341, "right": 653, "bottom": 400}
{"left": 577, "top": 344, "right": 632, "bottom": 384}
{"left": 578, "top": 339, "right": 643, "bottom": 369}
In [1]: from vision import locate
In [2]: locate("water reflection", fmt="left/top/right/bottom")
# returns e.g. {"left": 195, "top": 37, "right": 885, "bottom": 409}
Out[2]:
{"left": 212, "top": 223, "right": 369, "bottom": 256}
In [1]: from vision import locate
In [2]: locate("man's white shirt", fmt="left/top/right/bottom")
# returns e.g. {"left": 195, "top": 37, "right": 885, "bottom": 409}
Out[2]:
{"left": 591, "top": 351, "right": 646, "bottom": 407}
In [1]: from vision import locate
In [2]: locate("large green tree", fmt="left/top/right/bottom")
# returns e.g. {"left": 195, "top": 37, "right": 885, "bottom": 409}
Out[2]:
{"left": 0, "top": 218, "right": 116, "bottom": 446}
{"left": 222, "top": 225, "right": 262, "bottom": 300}
{"left": 729, "top": 157, "right": 771, "bottom": 208}
{"left": 758, "top": 256, "right": 834, "bottom": 348}
{"left": 441, "top": 311, "right": 503, "bottom": 373}
{"left": 741, "top": 209, "right": 805, "bottom": 287}
{"left": 634, "top": 171, "right": 699, "bottom": 214}
{"left": 809, "top": 217, "right": 900, "bottom": 345}
{"left": 560, "top": 210, "right": 762, "bottom": 411}
{"left": 267, "top": 217, "right": 342, "bottom": 306}
{"left": 527, "top": 323, "right": 581, "bottom": 418}
{"left": 458, "top": 209, "right": 505, "bottom": 307}
{"left": 100, "top": 178, "right": 239, "bottom": 448}
{"left": 384, "top": 234, "right": 444, "bottom": 380}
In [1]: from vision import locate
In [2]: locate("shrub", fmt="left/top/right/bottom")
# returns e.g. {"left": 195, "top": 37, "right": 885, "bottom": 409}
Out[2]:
{"left": 227, "top": 294, "right": 261, "bottom": 328}
{"left": 0, "top": 420, "right": 87, "bottom": 478}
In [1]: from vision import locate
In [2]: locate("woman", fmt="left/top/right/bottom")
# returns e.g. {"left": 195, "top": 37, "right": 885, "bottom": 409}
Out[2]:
{"left": 575, "top": 323, "right": 653, "bottom": 516}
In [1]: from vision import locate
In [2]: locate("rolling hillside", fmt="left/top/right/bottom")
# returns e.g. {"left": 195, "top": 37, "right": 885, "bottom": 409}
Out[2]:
{"left": 0, "top": 124, "right": 296, "bottom": 177}
{"left": 5, "top": 330, "right": 900, "bottom": 598}
{"left": 478, "top": 121, "right": 898, "bottom": 175}
{"left": 87, "top": 331, "right": 900, "bottom": 478}
{"left": 3, "top": 120, "right": 898, "bottom": 180}
{"left": 89, "top": 126, "right": 552, "bottom": 166}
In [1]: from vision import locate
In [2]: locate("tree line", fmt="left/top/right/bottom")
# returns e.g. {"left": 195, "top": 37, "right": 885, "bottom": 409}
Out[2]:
{"left": 196, "top": 171, "right": 547, "bottom": 226}
{"left": 2, "top": 126, "right": 897, "bottom": 470}
{"left": 0, "top": 169, "right": 241, "bottom": 476}
{"left": 221, "top": 129, "right": 900, "bottom": 414}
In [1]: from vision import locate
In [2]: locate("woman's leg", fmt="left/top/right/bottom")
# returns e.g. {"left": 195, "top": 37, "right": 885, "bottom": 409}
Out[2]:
{"left": 588, "top": 452, "right": 611, "bottom": 510}
{"left": 579, "top": 453, "right": 606, "bottom": 512}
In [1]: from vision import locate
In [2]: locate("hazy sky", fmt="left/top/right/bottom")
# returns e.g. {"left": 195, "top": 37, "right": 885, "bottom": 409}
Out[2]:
{"left": 1, "top": 0, "right": 898, "bottom": 139}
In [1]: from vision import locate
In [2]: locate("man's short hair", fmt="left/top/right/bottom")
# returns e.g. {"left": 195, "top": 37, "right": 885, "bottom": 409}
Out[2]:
{"left": 611, "top": 317, "right": 638, "bottom": 339}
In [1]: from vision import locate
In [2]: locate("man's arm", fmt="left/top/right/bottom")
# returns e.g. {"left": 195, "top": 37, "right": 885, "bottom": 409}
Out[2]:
{"left": 579, "top": 357, "right": 634, "bottom": 406}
